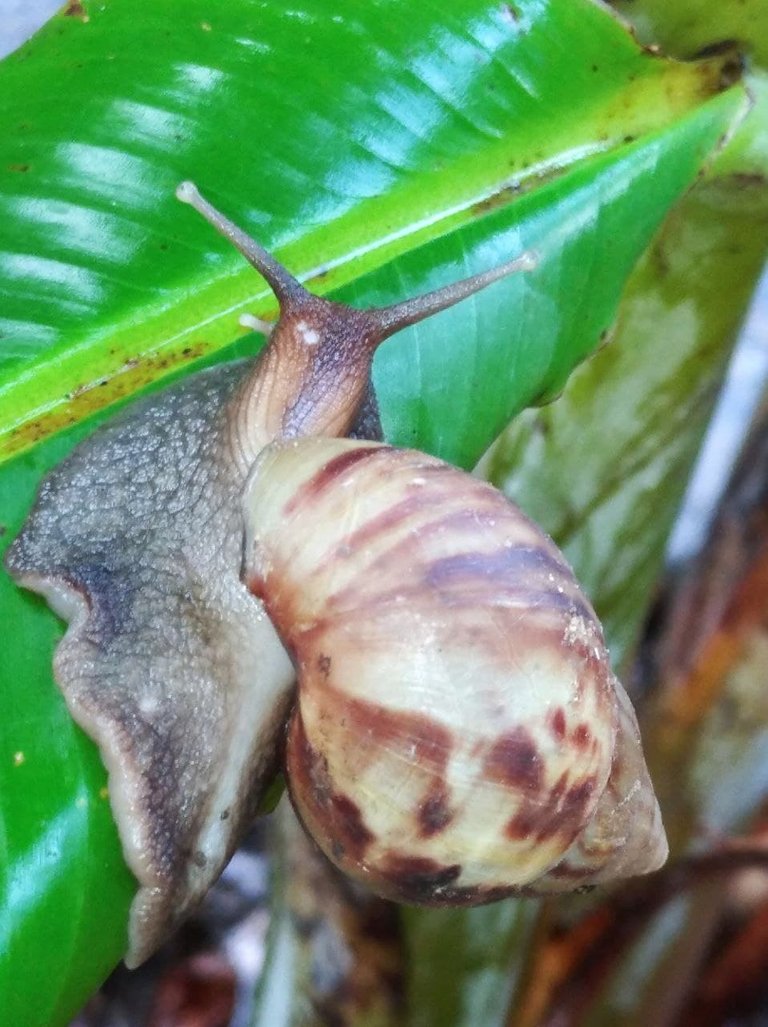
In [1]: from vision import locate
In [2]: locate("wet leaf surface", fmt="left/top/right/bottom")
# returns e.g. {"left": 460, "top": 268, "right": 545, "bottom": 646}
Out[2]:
{"left": 0, "top": 0, "right": 751, "bottom": 1023}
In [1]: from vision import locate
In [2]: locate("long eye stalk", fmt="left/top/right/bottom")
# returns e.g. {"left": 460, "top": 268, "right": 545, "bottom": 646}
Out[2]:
{"left": 177, "top": 181, "right": 307, "bottom": 305}
{"left": 177, "top": 181, "right": 537, "bottom": 461}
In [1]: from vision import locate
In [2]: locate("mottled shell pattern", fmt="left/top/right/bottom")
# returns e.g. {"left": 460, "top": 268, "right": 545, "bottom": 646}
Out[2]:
{"left": 244, "top": 437, "right": 668, "bottom": 902}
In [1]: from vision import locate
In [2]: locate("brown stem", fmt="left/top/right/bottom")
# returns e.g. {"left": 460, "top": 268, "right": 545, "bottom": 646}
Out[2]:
{"left": 511, "top": 846, "right": 768, "bottom": 1027}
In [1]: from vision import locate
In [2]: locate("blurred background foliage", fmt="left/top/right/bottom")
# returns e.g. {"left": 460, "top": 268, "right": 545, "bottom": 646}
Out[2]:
{"left": 0, "top": 0, "right": 766, "bottom": 1025}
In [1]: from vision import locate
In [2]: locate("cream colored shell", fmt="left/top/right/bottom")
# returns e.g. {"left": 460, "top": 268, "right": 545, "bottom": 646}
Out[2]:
{"left": 243, "top": 437, "right": 668, "bottom": 902}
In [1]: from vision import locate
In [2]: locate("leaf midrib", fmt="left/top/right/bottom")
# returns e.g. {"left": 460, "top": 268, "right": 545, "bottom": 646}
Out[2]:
{"left": 0, "top": 57, "right": 732, "bottom": 462}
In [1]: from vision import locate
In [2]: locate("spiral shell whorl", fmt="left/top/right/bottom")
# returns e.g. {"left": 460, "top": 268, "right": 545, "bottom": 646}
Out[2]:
{"left": 244, "top": 438, "right": 667, "bottom": 901}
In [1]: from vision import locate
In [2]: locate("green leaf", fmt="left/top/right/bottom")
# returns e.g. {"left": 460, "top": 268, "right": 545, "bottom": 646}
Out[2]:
{"left": 0, "top": 1, "right": 746, "bottom": 1023}
{"left": 612, "top": 0, "right": 768, "bottom": 66}
{"left": 372, "top": 93, "right": 744, "bottom": 467}
{"left": 0, "top": 434, "right": 135, "bottom": 1027}
{"left": 404, "top": 903, "right": 538, "bottom": 1027}
{"left": 486, "top": 50, "right": 768, "bottom": 1027}
{"left": 0, "top": 0, "right": 739, "bottom": 463}
{"left": 486, "top": 156, "right": 768, "bottom": 668}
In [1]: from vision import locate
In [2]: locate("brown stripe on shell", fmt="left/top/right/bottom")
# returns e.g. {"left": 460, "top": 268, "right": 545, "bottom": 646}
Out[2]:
{"left": 422, "top": 504, "right": 540, "bottom": 535}
{"left": 505, "top": 771, "right": 598, "bottom": 846}
{"left": 549, "top": 708, "right": 567, "bottom": 742}
{"left": 324, "top": 566, "right": 594, "bottom": 632}
{"left": 377, "top": 854, "right": 462, "bottom": 903}
{"left": 330, "top": 490, "right": 439, "bottom": 560}
{"left": 484, "top": 727, "right": 543, "bottom": 793}
{"left": 528, "top": 588, "right": 597, "bottom": 625}
{"left": 284, "top": 444, "right": 389, "bottom": 517}
{"left": 572, "top": 723, "right": 592, "bottom": 750}
{"left": 417, "top": 782, "right": 454, "bottom": 838}
{"left": 317, "top": 489, "right": 501, "bottom": 590}
{"left": 286, "top": 711, "right": 375, "bottom": 865}
{"left": 417, "top": 496, "right": 546, "bottom": 540}
{"left": 424, "top": 505, "right": 570, "bottom": 562}
{"left": 325, "top": 693, "right": 455, "bottom": 776}
{"left": 355, "top": 537, "right": 595, "bottom": 618}
{"left": 286, "top": 687, "right": 457, "bottom": 874}
{"left": 366, "top": 859, "right": 535, "bottom": 907}
{"left": 352, "top": 510, "right": 575, "bottom": 588}
{"left": 424, "top": 546, "right": 571, "bottom": 591}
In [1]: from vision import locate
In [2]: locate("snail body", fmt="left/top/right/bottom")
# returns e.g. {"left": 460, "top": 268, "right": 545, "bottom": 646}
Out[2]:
{"left": 244, "top": 437, "right": 667, "bottom": 900}
{"left": 6, "top": 183, "right": 666, "bottom": 965}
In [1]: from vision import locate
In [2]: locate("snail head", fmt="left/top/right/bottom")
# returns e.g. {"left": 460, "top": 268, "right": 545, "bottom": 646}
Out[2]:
{"left": 176, "top": 181, "right": 536, "bottom": 468}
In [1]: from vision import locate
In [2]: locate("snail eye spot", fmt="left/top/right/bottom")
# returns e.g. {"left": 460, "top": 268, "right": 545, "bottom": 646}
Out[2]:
{"left": 296, "top": 320, "right": 321, "bottom": 346}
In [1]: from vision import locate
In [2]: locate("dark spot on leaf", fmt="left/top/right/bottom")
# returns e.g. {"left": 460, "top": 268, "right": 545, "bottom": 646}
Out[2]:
{"left": 317, "top": 653, "right": 331, "bottom": 678}
{"left": 733, "top": 172, "right": 767, "bottom": 189}
{"left": 63, "top": 0, "right": 87, "bottom": 17}
{"left": 8, "top": 163, "right": 29, "bottom": 173}
{"left": 471, "top": 183, "right": 520, "bottom": 216}
{"left": 692, "top": 38, "right": 740, "bottom": 59}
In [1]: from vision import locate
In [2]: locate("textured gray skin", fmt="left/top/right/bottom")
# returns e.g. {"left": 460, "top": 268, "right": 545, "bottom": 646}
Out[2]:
{"left": 5, "top": 360, "right": 313, "bottom": 966}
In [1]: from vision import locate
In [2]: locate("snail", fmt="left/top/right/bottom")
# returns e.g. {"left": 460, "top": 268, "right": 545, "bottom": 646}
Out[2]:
{"left": 5, "top": 183, "right": 667, "bottom": 967}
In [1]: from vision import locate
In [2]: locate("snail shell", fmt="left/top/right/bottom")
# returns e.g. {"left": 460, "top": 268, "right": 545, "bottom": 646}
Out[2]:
{"left": 243, "top": 437, "right": 668, "bottom": 901}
